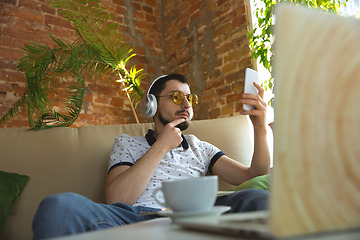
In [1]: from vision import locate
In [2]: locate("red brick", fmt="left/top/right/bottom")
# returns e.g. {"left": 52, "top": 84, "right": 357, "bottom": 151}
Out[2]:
{"left": 205, "top": 78, "right": 225, "bottom": 91}
{"left": 135, "top": 21, "right": 153, "bottom": 30}
{"left": 94, "top": 116, "right": 111, "bottom": 125}
{"left": 234, "top": 3, "right": 247, "bottom": 15}
{"left": 145, "top": 13, "right": 157, "bottom": 23}
{"left": 202, "top": 89, "right": 216, "bottom": 101}
{"left": 209, "top": 107, "right": 220, "bottom": 119}
{"left": 144, "top": 0, "right": 157, "bottom": 8}
{"left": 91, "top": 105, "right": 103, "bottom": 114}
{"left": 213, "top": 22, "right": 232, "bottom": 39}
{"left": 8, "top": 71, "right": 26, "bottom": 83}
{"left": 83, "top": 93, "right": 93, "bottom": 103}
{"left": 0, "top": 92, "right": 6, "bottom": 105}
{"left": 103, "top": 106, "right": 123, "bottom": 117}
{"left": 224, "top": 49, "right": 245, "bottom": 64}
{"left": 225, "top": 70, "right": 245, "bottom": 83}
{"left": 111, "top": 97, "right": 124, "bottom": 107}
{"left": 223, "top": 62, "right": 237, "bottom": 74}
{"left": 217, "top": 42, "right": 233, "bottom": 55}
{"left": 44, "top": 15, "right": 74, "bottom": 30}
{"left": 94, "top": 95, "right": 111, "bottom": 104}
{"left": 2, "top": 5, "right": 43, "bottom": 23}
{"left": 19, "top": 0, "right": 38, "bottom": 10}
{"left": 233, "top": 81, "right": 244, "bottom": 92}
{"left": 238, "top": 57, "right": 252, "bottom": 70}
{"left": 113, "top": 15, "right": 124, "bottom": 24}
{"left": 189, "top": 1, "right": 202, "bottom": 15}
{"left": 232, "top": 15, "right": 247, "bottom": 28}
{"left": 111, "top": 117, "right": 126, "bottom": 125}
{"left": 222, "top": 104, "right": 234, "bottom": 115}
{"left": 115, "top": 6, "right": 126, "bottom": 15}
{"left": 52, "top": 27, "right": 72, "bottom": 40}
{"left": 0, "top": 58, "right": 19, "bottom": 70}
{"left": 133, "top": 2, "right": 141, "bottom": 11}
{"left": 113, "top": 0, "right": 125, "bottom": 6}
{"left": 2, "top": 0, "right": 16, "bottom": 5}
{"left": 0, "top": 36, "right": 12, "bottom": 49}
{"left": 75, "top": 113, "right": 94, "bottom": 125}
{"left": 3, "top": 119, "right": 30, "bottom": 128}
{"left": 146, "top": 65, "right": 156, "bottom": 75}
{"left": 0, "top": 70, "right": 6, "bottom": 80}
{"left": 13, "top": 20, "right": 33, "bottom": 33}
{"left": 218, "top": 0, "right": 229, "bottom": 7}
{"left": 103, "top": 2, "right": 116, "bottom": 13}
{"left": 227, "top": 92, "right": 242, "bottom": 104}
{"left": 217, "top": 85, "right": 231, "bottom": 96}
{"left": 190, "top": 11, "right": 202, "bottom": 22}
{"left": 39, "top": 3, "right": 56, "bottom": 15}
{"left": 133, "top": 11, "right": 145, "bottom": 20}
{"left": 87, "top": 84, "right": 119, "bottom": 97}
{"left": 0, "top": 83, "right": 13, "bottom": 92}
{"left": 4, "top": 27, "right": 49, "bottom": 46}
{"left": 0, "top": 47, "right": 24, "bottom": 61}
{"left": 142, "top": 6, "right": 153, "bottom": 14}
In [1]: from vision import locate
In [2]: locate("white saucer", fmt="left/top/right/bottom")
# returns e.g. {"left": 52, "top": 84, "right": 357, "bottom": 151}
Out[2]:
{"left": 158, "top": 206, "right": 231, "bottom": 223}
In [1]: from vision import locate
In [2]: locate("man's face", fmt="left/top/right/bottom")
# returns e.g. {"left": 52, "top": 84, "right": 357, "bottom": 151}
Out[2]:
{"left": 156, "top": 80, "right": 192, "bottom": 131}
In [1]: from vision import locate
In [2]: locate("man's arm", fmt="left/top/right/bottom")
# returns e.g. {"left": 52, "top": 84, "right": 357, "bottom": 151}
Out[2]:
{"left": 105, "top": 118, "right": 186, "bottom": 205}
{"left": 212, "top": 82, "right": 270, "bottom": 186}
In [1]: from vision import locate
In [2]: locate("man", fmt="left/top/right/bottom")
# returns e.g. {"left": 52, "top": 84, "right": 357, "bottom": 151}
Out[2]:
{"left": 32, "top": 73, "right": 270, "bottom": 239}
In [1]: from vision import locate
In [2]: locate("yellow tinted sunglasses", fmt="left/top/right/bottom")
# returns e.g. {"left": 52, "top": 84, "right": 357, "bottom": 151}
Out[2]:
{"left": 157, "top": 90, "right": 199, "bottom": 107}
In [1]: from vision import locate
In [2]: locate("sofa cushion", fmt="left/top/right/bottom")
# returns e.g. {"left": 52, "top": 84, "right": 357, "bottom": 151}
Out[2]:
{"left": 230, "top": 174, "right": 271, "bottom": 192}
{"left": 0, "top": 170, "right": 29, "bottom": 234}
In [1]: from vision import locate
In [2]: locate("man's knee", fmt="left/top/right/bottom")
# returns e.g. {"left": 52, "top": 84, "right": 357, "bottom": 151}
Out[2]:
{"left": 33, "top": 192, "right": 86, "bottom": 229}
{"left": 37, "top": 192, "right": 83, "bottom": 213}
{"left": 216, "top": 189, "right": 269, "bottom": 212}
{"left": 234, "top": 189, "right": 269, "bottom": 211}
{"left": 32, "top": 193, "right": 91, "bottom": 239}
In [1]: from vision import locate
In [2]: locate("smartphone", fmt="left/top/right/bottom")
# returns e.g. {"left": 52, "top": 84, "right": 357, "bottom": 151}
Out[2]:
{"left": 243, "top": 68, "right": 260, "bottom": 110}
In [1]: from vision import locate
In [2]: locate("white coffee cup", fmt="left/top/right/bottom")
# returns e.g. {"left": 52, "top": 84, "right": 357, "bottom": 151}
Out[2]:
{"left": 153, "top": 176, "right": 218, "bottom": 213}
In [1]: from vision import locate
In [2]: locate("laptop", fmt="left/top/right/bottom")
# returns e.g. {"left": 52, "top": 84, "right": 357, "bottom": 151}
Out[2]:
{"left": 177, "top": 3, "right": 360, "bottom": 239}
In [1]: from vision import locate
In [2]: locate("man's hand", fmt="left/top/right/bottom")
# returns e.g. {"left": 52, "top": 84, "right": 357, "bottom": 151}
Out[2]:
{"left": 155, "top": 118, "right": 186, "bottom": 152}
{"left": 241, "top": 82, "right": 267, "bottom": 130}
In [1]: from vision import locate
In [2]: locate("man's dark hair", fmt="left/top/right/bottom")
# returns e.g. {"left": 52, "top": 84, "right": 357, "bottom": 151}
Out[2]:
{"left": 149, "top": 73, "right": 190, "bottom": 96}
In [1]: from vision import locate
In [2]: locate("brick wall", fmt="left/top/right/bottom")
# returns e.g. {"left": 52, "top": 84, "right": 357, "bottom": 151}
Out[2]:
{"left": 0, "top": 0, "right": 252, "bottom": 128}
{"left": 163, "top": 0, "right": 253, "bottom": 120}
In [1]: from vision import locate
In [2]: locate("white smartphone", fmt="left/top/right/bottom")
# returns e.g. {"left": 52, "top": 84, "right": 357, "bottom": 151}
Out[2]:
{"left": 243, "top": 68, "right": 260, "bottom": 110}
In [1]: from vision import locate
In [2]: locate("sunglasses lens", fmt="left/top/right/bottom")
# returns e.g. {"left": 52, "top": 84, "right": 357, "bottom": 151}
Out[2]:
{"left": 188, "top": 94, "right": 199, "bottom": 107}
{"left": 172, "top": 91, "right": 184, "bottom": 105}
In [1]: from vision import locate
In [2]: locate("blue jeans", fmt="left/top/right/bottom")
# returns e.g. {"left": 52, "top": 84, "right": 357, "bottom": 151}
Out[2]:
{"left": 32, "top": 189, "right": 269, "bottom": 239}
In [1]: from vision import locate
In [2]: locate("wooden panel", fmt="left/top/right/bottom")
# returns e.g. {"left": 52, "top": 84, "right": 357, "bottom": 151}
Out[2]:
{"left": 269, "top": 4, "right": 360, "bottom": 238}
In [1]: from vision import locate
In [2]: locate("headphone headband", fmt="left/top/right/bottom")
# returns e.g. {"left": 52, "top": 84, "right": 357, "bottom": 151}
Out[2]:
{"left": 146, "top": 75, "right": 168, "bottom": 99}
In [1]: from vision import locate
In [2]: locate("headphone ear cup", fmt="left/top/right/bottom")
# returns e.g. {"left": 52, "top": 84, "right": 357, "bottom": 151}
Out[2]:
{"left": 143, "top": 94, "right": 157, "bottom": 118}
{"left": 188, "top": 108, "right": 193, "bottom": 122}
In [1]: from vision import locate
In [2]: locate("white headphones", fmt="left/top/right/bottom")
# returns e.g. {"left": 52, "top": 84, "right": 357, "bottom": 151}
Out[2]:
{"left": 142, "top": 75, "right": 193, "bottom": 121}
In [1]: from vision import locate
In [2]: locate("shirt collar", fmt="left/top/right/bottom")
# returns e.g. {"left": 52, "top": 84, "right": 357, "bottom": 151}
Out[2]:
{"left": 145, "top": 129, "right": 189, "bottom": 150}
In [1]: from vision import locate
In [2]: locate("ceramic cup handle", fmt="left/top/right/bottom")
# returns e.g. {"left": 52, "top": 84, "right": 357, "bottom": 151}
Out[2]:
{"left": 153, "top": 188, "right": 168, "bottom": 208}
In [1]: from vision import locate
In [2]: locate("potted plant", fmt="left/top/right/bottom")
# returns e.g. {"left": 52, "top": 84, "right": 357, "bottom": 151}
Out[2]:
{"left": 0, "top": 0, "right": 144, "bottom": 130}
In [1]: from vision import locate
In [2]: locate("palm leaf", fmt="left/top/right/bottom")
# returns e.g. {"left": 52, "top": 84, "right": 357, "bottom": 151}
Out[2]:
{"left": 30, "top": 72, "right": 85, "bottom": 130}
{"left": 47, "top": 0, "right": 133, "bottom": 68}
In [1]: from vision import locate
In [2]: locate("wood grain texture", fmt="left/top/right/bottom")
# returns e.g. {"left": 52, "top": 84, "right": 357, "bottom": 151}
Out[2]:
{"left": 269, "top": 4, "right": 360, "bottom": 238}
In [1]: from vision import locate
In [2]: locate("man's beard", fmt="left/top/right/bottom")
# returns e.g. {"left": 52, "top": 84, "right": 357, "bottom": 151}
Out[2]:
{"left": 158, "top": 110, "right": 189, "bottom": 131}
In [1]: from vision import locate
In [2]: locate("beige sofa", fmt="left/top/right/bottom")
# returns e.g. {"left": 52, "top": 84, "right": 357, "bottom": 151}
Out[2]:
{"left": 0, "top": 115, "right": 272, "bottom": 240}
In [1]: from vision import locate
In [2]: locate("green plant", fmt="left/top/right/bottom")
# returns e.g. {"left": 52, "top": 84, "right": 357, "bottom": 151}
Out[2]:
{"left": 247, "top": 0, "right": 346, "bottom": 105}
{"left": 0, "top": 0, "right": 145, "bottom": 130}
